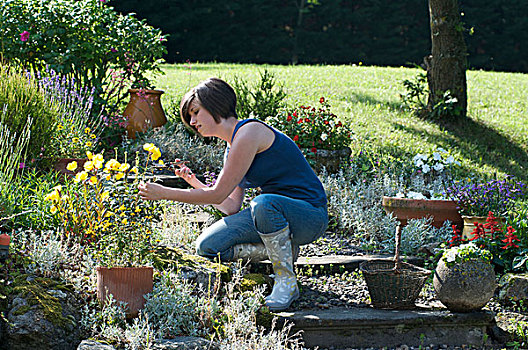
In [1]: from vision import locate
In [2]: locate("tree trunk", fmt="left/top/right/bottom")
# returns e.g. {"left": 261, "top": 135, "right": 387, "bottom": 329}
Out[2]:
{"left": 426, "top": 0, "right": 468, "bottom": 118}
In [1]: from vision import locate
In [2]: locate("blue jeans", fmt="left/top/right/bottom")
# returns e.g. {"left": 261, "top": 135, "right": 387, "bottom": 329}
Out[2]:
{"left": 195, "top": 194, "right": 328, "bottom": 261}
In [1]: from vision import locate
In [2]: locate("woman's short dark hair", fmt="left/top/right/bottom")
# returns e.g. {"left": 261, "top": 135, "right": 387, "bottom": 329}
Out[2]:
{"left": 180, "top": 77, "right": 238, "bottom": 132}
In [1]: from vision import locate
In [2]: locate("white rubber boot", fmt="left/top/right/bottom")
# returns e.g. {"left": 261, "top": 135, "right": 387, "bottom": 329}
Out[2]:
{"left": 232, "top": 243, "right": 269, "bottom": 263}
{"left": 259, "top": 226, "right": 299, "bottom": 311}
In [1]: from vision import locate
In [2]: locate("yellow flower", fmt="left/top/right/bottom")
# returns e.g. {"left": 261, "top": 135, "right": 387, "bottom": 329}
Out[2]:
{"left": 86, "top": 151, "right": 93, "bottom": 160}
{"left": 74, "top": 171, "right": 88, "bottom": 182}
{"left": 66, "top": 161, "right": 78, "bottom": 172}
{"left": 143, "top": 143, "right": 155, "bottom": 152}
{"left": 90, "top": 134, "right": 96, "bottom": 139}
{"left": 101, "top": 191, "right": 110, "bottom": 201}
{"left": 118, "top": 205, "right": 126, "bottom": 211}
{"left": 105, "top": 159, "right": 121, "bottom": 171}
{"left": 85, "top": 141, "right": 93, "bottom": 148}
{"left": 115, "top": 172, "right": 124, "bottom": 180}
{"left": 158, "top": 160, "right": 164, "bottom": 165}
{"left": 150, "top": 148, "right": 161, "bottom": 161}
{"left": 57, "top": 124, "right": 64, "bottom": 131}
{"left": 72, "top": 137, "right": 79, "bottom": 143}
{"left": 104, "top": 211, "right": 113, "bottom": 218}
{"left": 135, "top": 206, "right": 141, "bottom": 213}
{"left": 52, "top": 185, "right": 62, "bottom": 192}
{"left": 122, "top": 218, "right": 128, "bottom": 225}
{"left": 84, "top": 127, "right": 91, "bottom": 134}
{"left": 50, "top": 205, "right": 58, "bottom": 214}
{"left": 89, "top": 176, "right": 98, "bottom": 185}
{"left": 84, "top": 161, "right": 94, "bottom": 171}
{"left": 105, "top": 174, "right": 111, "bottom": 181}
{"left": 45, "top": 190, "right": 60, "bottom": 202}
{"left": 118, "top": 163, "right": 130, "bottom": 172}
{"left": 130, "top": 166, "right": 138, "bottom": 174}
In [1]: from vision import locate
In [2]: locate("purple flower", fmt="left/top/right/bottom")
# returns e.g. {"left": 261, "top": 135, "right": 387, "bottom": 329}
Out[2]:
{"left": 20, "top": 31, "right": 29, "bottom": 42}
{"left": 19, "top": 162, "right": 26, "bottom": 169}
{"left": 110, "top": 48, "right": 117, "bottom": 53}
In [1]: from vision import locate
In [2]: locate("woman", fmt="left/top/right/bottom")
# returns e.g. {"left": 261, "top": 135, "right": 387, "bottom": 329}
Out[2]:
{"left": 138, "top": 77, "right": 328, "bottom": 311}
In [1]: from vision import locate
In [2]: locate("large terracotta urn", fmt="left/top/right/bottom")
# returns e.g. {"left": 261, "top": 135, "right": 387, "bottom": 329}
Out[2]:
{"left": 124, "top": 89, "right": 167, "bottom": 139}
{"left": 96, "top": 266, "right": 153, "bottom": 318}
{"left": 382, "top": 196, "right": 463, "bottom": 229}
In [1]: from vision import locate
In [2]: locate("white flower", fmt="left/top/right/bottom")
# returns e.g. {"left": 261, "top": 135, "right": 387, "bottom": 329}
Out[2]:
{"left": 415, "top": 159, "right": 424, "bottom": 167}
{"left": 407, "top": 191, "right": 426, "bottom": 199}
{"left": 433, "top": 163, "right": 445, "bottom": 172}
{"left": 433, "top": 152, "right": 442, "bottom": 161}
{"left": 444, "top": 250, "right": 456, "bottom": 263}
{"left": 320, "top": 133, "right": 328, "bottom": 141}
{"left": 445, "top": 155, "right": 455, "bottom": 164}
{"left": 422, "top": 164, "right": 431, "bottom": 173}
{"left": 395, "top": 192, "right": 406, "bottom": 198}
{"left": 437, "top": 147, "right": 447, "bottom": 153}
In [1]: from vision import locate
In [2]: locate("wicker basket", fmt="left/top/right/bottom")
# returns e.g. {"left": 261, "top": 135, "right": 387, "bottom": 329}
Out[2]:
{"left": 360, "top": 225, "right": 432, "bottom": 309}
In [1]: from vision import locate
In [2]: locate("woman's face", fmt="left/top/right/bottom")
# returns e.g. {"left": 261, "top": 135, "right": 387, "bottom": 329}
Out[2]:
{"left": 189, "top": 101, "right": 217, "bottom": 137}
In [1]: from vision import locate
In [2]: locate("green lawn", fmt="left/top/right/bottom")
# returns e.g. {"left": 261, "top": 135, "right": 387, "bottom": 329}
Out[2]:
{"left": 153, "top": 63, "right": 528, "bottom": 182}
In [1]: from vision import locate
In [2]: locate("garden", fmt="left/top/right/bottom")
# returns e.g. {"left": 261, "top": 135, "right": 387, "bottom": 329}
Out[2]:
{"left": 2, "top": 0, "right": 528, "bottom": 349}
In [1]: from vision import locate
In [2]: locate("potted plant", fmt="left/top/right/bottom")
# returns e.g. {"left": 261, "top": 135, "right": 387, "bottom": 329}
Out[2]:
{"left": 383, "top": 148, "right": 463, "bottom": 228}
{"left": 267, "top": 97, "right": 352, "bottom": 173}
{"left": 44, "top": 144, "right": 164, "bottom": 317}
{"left": 433, "top": 242, "right": 496, "bottom": 312}
{"left": 445, "top": 177, "right": 527, "bottom": 238}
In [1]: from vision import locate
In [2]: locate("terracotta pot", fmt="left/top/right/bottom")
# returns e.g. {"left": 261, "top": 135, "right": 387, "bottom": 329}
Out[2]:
{"left": 303, "top": 147, "right": 351, "bottom": 173}
{"left": 53, "top": 158, "right": 88, "bottom": 176}
{"left": 462, "top": 215, "right": 504, "bottom": 240}
{"left": 124, "top": 89, "right": 167, "bottom": 139}
{"left": 0, "top": 233, "right": 10, "bottom": 262}
{"left": 96, "top": 266, "right": 153, "bottom": 318}
{"left": 382, "top": 196, "right": 463, "bottom": 229}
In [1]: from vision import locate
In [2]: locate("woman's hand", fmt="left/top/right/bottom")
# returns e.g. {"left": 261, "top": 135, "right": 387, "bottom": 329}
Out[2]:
{"left": 173, "top": 160, "right": 196, "bottom": 184}
{"left": 138, "top": 181, "right": 166, "bottom": 201}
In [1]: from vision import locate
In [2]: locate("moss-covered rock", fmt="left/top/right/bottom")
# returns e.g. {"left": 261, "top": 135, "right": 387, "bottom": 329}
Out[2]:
{"left": 240, "top": 273, "right": 272, "bottom": 292}
{"left": 6, "top": 274, "right": 81, "bottom": 350}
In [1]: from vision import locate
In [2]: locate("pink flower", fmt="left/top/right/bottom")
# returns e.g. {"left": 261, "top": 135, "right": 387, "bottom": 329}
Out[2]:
{"left": 110, "top": 48, "right": 117, "bottom": 53}
{"left": 20, "top": 31, "right": 30, "bottom": 42}
{"left": 19, "top": 162, "right": 26, "bottom": 169}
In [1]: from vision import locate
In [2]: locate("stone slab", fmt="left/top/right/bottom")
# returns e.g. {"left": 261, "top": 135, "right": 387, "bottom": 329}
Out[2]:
{"left": 253, "top": 254, "right": 424, "bottom": 274}
{"left": 277, "top": 306, "right": 495, "bottom": 349}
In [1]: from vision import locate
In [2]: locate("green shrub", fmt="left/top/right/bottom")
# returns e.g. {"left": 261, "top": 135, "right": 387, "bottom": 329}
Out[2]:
{"left": 231, "top": 70, "right": 287, "bottom": 120}
{"left": 0, "top": 64, "right": 55, "bottom": 162}
{"left": 0, "top": 0, "right": 167, "bottom": 113}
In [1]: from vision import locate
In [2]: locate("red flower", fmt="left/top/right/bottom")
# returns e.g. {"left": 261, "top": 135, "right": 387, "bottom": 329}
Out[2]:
{"left": 324, "top": 120, "right": 329, "bottom": 125}
{"left": 311, "top": 147, "right": 317, "bottom": 153}
{"left": 502, "top": 226, "right": 519, "bottom": 249}
{"left": 470, "top": 222, "right": 487, "bottom": 241}
{"left": 287, "top": 115, "right": 292, "bottom": 122}
{"left": 293, "top": 112, "right": 297, "bottom": 117}
{"left": 447, "top": 225, "right": 463, "bottom": 247}
{"left": 293, "top": 135, "right": 299, "bottom": 141}
{"left": 337, "top": 121, "right": 343, "bottom": 127}
{"left": 305, "top": 118, "right": 310, "bottom": 123}
{"left": 297, "top": 119, "right": 303, "bottom": 124}
{"left": 320, "top": 97, "right": 325, "bottom": 104}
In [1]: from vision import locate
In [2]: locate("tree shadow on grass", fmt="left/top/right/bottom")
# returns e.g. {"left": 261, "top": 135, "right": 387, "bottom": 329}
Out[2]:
{"left": 391, "top": 116, "right": 528, "bottom": 182}
{"left": 346, "top": 92, "right": 404, "bottom": 113}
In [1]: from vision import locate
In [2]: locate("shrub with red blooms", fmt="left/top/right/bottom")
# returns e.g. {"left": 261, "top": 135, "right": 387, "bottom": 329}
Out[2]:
{"left": 444, "top": 211, "right": 523, "bottom": 272}
{"left": 267, "top": 97, "right": 353, "bottom": 153}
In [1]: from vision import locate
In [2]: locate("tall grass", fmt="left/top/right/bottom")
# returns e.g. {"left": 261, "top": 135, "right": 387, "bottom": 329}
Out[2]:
{"left": 154, "top": 63, "right": 528, "bottom": 182}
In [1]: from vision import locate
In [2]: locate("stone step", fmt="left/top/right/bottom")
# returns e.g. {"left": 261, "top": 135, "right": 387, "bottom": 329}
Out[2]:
{"left": 253, "top": 254, "right": 424, "bottom": 274}
{"left": 276, "top": 306, "right": 496, "bottom": 349}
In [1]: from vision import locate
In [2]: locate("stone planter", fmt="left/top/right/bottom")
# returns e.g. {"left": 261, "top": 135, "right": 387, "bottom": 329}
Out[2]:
{"left": 382, "top": 196, "right": 463, "bottom": 229}
{"left": 433, "top": 259, "right": 496, "bottom": 312}
{"left": 303, "top": 147, "right": 351, "bottom": 173}
{"left": 124, "top": 89, "right": 167, "bottom": 139}
{"left": 462, "top": 215, "right": 504, "bottom": 240}
{"left": 96, "top": 266, "right": 153, "bottom": 318}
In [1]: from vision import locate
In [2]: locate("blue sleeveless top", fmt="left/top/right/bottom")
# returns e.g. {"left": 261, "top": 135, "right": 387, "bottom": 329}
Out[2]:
{"left": 225, "top": 119, "right": 327, "bottom": 208}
